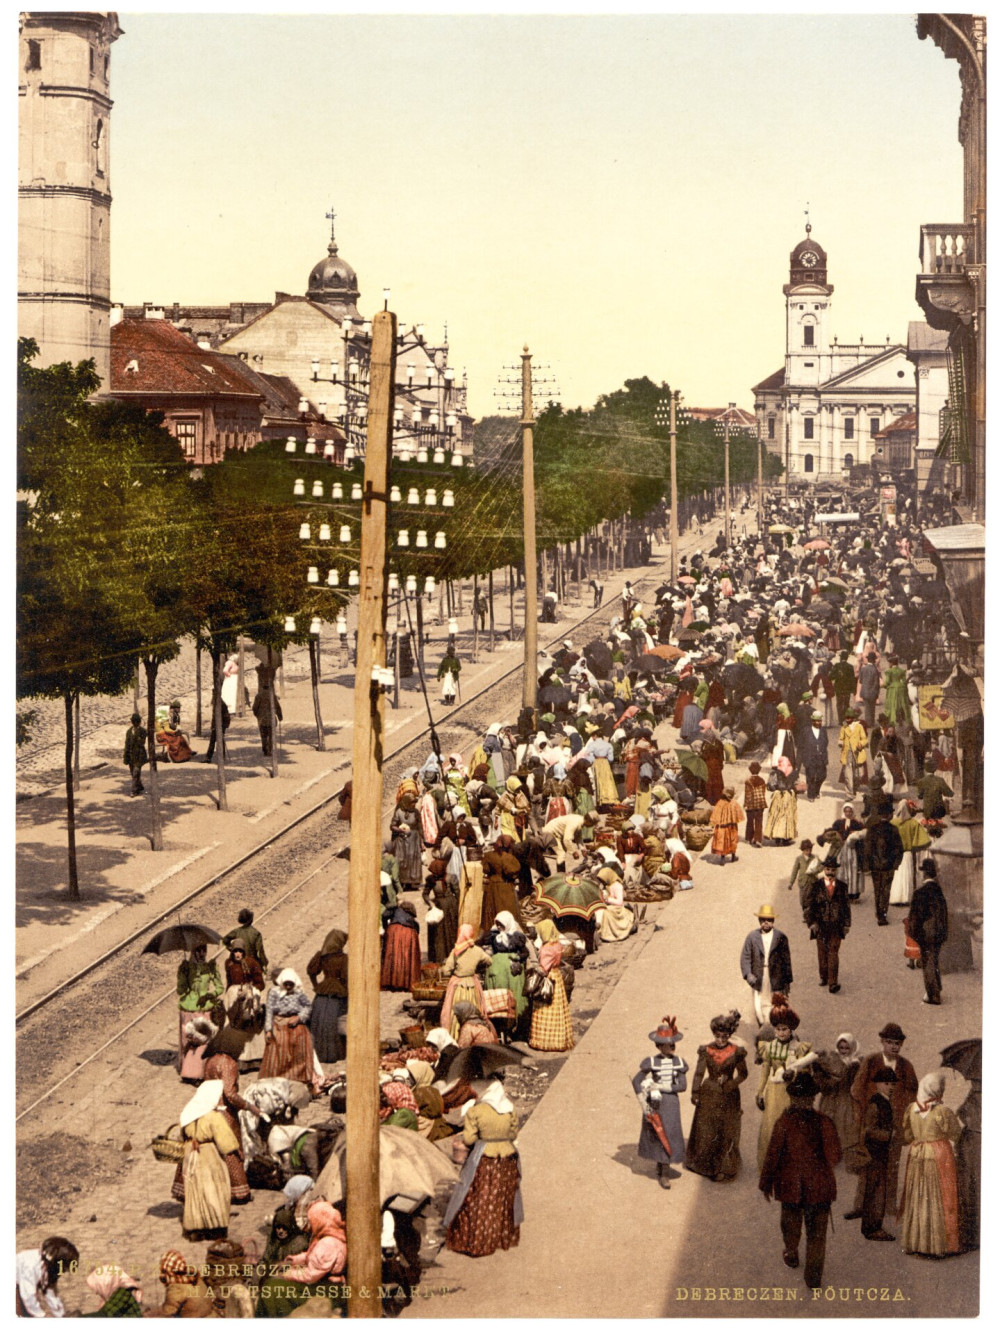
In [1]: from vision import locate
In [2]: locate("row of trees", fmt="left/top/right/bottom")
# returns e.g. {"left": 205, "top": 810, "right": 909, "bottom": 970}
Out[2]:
{"left": 17, "top": 345, "right": 778, "bottom": 898}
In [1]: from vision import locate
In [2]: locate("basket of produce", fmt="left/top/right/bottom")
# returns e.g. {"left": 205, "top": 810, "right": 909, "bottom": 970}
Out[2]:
{"left": 684, "top": 825, "right": 712, "bottom": 852}
{"left": 151, "top": 1124, "right": 186, "bottom": 1163}
{"left": 411, "top": 982, "right": 446, "bottom": 1002}
{"left": 399, "top": 1023, "right": 426, "bottom": 1048}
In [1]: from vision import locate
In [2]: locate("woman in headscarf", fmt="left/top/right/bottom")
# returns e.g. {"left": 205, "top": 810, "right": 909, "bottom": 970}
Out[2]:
{"left": 145, "top": 1251, "right": 215, "bottom": 1318}
{"left": 390, "top": 792, "right": 424, "bottom": 893}
{"left": 418, "top": 782, "right": 440, "bottom": 847}
{"left": 454, "top": 1000, "right": 499, "bottom": 1047}
{"left": 483, "top": 911, "right": 530, "bottom": 1040}
{"left": 528, "top": 920, "right": 575, "bottom": 1052}
{"left": 685, "top": 1010, "right": 747, "bottom": 1183}
{"left": 198, "top": 1023, "right": 252, "bottom": 1204}
{"left": 260, "top": 969, "right": 321, "bottom": 1092}
{"left": 80, "top": 1264, "right": 143, "bottom": 1318}
{"left": 256, "top": 1202, "right": 348, "bottom": 1318}
{"left": 890, "top": 798, "right": 932, "bottom": 907}
{"left": 307, "top": 928, "right": 349, "bottom": 1063}
{"left": 443, "top": 1076, "right": 523, "bottom": 1257}
{"left": 709, "top": 786, "right": 745, "bottom": 862}
{"left": 175, "top": 943, "right": 222, "bottom": 1082}
{"left": 480, "top": 835, "right": 525, "bottom": 932}
{"left": 380, "top": 900, "right": 422, "bottom": 993}
{"left": 404, "top": 1059, "right": 453, "bottom": 1141}
{"left": 770, "top": 703, "right": 798, "bottom": 770}
{"left": 584, "top": 731, "right": 619, "bottom": 807}
{"left": 171, "top": 1080, "right": 238, "bottom": 1240}
{"left": 700, "top": 722, "right": 727, "bottom": 806}
{"left": 899, "top": 1071, "right": 963, "bottom": 1256}
{"left": 222, "top": 942, "right": 266, "bottom": 1066}
{"left": 263, "top": 1205, "right": 309, "bottom": 1271}
{"left": 423, "top": 861, "right": 460, "bottom": 965}
{"left": 595, "top": 863, "right": 637, "bottom": 943}
{"left": 440, "top": 925, "right": 490, "bottom": 1039}
{"left": 379, "top": 1077, "right": 420, "bottom": 1129}
{"left": 813, "top": 1033, "right": 862, "bottom": 1177}
{"left": 754, "top": 996, "right": 812, "bottom": 1171}
{"left": 496, "top": 775, "right": 531, "bottom": 841}
{"left": 762, "top": 762, "right": 798, "bottom": 846}
{"left": 824, "top": 801, "right": 866, "bottom": 901}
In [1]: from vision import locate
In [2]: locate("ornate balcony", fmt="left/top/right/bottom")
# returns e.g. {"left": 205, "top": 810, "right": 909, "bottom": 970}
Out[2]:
{"left": 915, "top": 224, "right": 977, "bottom": 332}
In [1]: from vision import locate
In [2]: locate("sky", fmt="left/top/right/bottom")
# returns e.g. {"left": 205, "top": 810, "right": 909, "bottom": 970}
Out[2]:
{"left": 108, "top": 8, "right": 965, "bottom": 419}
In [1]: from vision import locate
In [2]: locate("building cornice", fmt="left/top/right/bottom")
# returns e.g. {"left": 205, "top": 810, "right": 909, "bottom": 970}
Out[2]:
{"left": 20, "top": 83, "right": 115, "bottom": 111}
{"left": 19, "top": 291, "right": 112, "bottom": 309}
{"left": 19, "top": 183, "right": 113, "bottom": 207}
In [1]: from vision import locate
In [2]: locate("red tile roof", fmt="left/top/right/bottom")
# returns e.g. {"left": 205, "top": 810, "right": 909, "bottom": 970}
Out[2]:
{"left": 110, "top": 319, "right": 263, "bottom": 397}
{"left": 875, "top": 412, "right": 917, "bottom": 437}
{"left": 752, "top": 368, "right": 785, "bottom": 393}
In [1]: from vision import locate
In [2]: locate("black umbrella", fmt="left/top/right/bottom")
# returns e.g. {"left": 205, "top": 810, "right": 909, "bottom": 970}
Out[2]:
{"left": 940, "top": 1038, "right": 981, "bottom": 1084}
{"left": 539, "top": 683, "right": 573, "bottom": 707}
{"left": 723, "top": 662, "right": 764, "bottom": 696}
{"left": 142, "top": 923, "right": 222, "bottom": 955}
{"left": 447, "top": 1042, "right": 531, "bottom": 1083}
{"left": 634, "top": 653, "right": 672, "bottom": 675}
{"left": 809, "top": 598, "right": 835, "bottom": 620}
{"left": 584, "top": 639, "right": 613, "bottom": 677}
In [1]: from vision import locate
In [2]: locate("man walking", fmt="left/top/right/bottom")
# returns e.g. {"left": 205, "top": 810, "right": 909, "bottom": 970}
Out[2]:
{"left": 786, "top": 839, "right": 820, "bottom": 917}
{"left": 759, "top": 1068, "right": 841, "bottom": 1289}
{"left": 907, "top": 857, "right": 949, "bottom": 1004}
{"left": 123, "top": 711, "right": 148, "bottom": 796}
{"left": 740, "top": 905, "right": 793, "bottom": 1027}
{"left": 799, "top": 709, "right": 829, "bottom": 801}
{"left": 862, "top": 804, "right": 904, "bottom": 926}
{"left": 803, "top": 853, "right": 851, "bottom": 994}
{"left": 847, "top": 1022, "right": 918, "bottom": 1218}
{"left": 251, "top": 682, "right": 282, "bottom": 757}
{"left": 856, "top": 1067, "right": 897, "bottom": 1241}
{"left": 857, "top": 652, "right": 881, "bottom": 729}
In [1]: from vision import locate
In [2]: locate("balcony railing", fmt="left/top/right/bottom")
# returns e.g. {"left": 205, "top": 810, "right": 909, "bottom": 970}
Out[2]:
{"left": 920, "top": 224, "right": 974, "bottom": 275}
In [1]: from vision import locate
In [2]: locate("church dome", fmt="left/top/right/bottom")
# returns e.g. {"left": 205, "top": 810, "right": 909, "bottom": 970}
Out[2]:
{"left": 789, "top": 224, "right": 827, "bottom": 268}
{"left": 307, "top": 215, "right": 361, "bottom": 317}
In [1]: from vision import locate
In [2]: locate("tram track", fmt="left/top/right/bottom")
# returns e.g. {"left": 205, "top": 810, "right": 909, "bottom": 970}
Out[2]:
{"left": 16, "top": 570, "right": 663, "bottom": 1119}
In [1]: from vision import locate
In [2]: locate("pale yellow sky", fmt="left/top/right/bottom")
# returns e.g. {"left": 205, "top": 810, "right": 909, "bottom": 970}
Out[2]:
{"left": 108, "top": 9, "right": 964, "bottom": 418}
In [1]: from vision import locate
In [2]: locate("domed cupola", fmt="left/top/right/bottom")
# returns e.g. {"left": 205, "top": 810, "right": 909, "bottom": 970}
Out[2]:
{"left": 788, "top": 222, "right": 829, "bottom": 288}
{"left": 307, "top": 208, "right": 361, "bottom": 319}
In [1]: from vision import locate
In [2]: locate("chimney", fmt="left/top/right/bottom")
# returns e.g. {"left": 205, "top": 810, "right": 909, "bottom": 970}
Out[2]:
{"left": 110, "top": 303, "right": 123, "bottom": 327}
{"left": 144, "top": 305, "right": 164, "bottom": 320}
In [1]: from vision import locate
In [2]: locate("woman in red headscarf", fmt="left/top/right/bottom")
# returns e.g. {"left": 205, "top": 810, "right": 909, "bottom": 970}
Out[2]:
{"left": 440, "top": 925, "right": 490, "bottom": 1039}
{"left": 256, "top": 1202, "right": 348, "bottom": 1317}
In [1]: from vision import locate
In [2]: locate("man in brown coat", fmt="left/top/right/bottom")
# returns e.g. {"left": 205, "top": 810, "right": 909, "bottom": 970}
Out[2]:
{"left": 759, "top": 1069, "right": 841, "bottom": 1289}
{"left": 846, "top": 1021, "right": 918, "bottom": 1216}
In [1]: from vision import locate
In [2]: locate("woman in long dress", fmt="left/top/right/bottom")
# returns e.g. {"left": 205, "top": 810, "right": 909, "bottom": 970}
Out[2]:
{"left": 172, "top": 1080, "right": 238, "bottom": 1240}
{"left": 528, "top": 920, "right": 575, "bottom": 1052}
{"left": 482, "top": 911, "right": 529, "bottom": 1041}
{"left": 595, "top": 867, "right": 636, "bottom": 942}
{"left": 390, "top": 794, "right": 424, "bottom": 893}
{"left": 813, "top": 1033, "right": 862, "bottom": 1175}
{"left": 256, "top": 1202, "right": 347, "bottom": 1318}
{"left": 633, "top": 1017, "right": 688, "bottom": 1187}
{"left": 899, "top": 1071, "right": 963, "bottom": 1256}
{"left": 685, "top": 1011, "right": 747, "bottom": 1183}
{"left": 440, "top": 925, "right": 490, "bottom": 1039}
{"left": 444, "top": 1077, "right": 523, "bottom": 1256}
{"left": 259, "top": 969, "right": 321, "bottom": 1093}
{"left": 763, "top": 770, "right": 798, "bottom": 846}
{"left": 480, "top": 837, "right": 525, "bottom": 932}
{"left": 890, "top": 798, "right": 932, "bottom": 907}
{"left": 709, "top": 786, "right": 744, "bottom": 862}
{"left": 223, "top": 943, "right": 266, "bottom": 1065}
{"left": 176, "top": 945, "right": 222, "bottom": 1081}
{"left": 755, "top": 998, "right": 812, "bottom": 1171}
{"left": 307, "top": 928, "right": 348, "bottom": 1064}
{"left": 832, "top": 803, "right": 866, "bottom": 901}
{"left": 380, "top": 901, "right": 422, "bottom": 992}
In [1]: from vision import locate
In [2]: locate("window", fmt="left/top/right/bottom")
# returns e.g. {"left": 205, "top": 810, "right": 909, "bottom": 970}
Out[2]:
{"left": 844, "top": 453, "right": 854, "bottom": 469}
{"left": 803, "top": 417, "right": 815, "bottom": 440}
{"left": 843, "top": 417, "right": 854, "bottom": 440}
{"left": 174, "top": 421, "right": 197, "bottom": 457}
{"left": 803, "top": 453, "right": 814, "bottom": 473}
{"left": 869, "top": 417, "right": 881, "bottom": 437}
{"left": 89, "top": 45, "right": 95, "bottom": 74}
{"left": 767, "top": 416, "right": 775, "bottom": 440}
{"left": 803, "top": 325, "right": 814, "bottom": 347}
{"left": 26, "top": 39, "right": 41, "bottom": 70}
{"left": 93, "top": 118, "right": 104, "bottom": 176}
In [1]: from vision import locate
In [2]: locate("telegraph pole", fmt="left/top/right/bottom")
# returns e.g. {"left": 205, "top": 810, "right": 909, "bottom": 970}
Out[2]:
{"left": 724, "top": 402, "right": 733, "bottom": 549}
{"left": 521, "top": 346, "right": 538, "bottom": 719}
{"left": 756, "top": 417, "right": 764, "bottom": 538}
{"left": 654, "top": 392, "right": 680, "bottom": 583}
{"left": 345, "top": 308, "right": 396, "bottom": 1320}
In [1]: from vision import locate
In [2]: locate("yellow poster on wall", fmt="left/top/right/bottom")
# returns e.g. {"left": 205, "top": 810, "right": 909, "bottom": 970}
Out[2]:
{"left": 917, "top": 683, "right": 955, "bottom": 730}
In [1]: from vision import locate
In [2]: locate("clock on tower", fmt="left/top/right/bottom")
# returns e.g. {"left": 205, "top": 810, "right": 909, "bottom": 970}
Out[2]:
{"left": 786, "top": 223, "right": 830, "bottom": 289}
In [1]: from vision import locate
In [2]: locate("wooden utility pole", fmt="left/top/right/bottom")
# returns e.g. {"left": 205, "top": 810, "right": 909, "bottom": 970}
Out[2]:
{"left": 344, "top": 309, "right": 395, "bottom": 1321}
{"left": 472, "top": 573, "right": 479, "bottom": 663}
{"left": 213, "top": 652, "right": 228, "bottom": 812}
{"left": 669, "top": 392, "right": 679, "bottom": 583}
{"left": 756, "top": 419, "right": 764, "bottom": 537}
{"left": 724, "top": 403, "right": 733, "bottom": 549}
{"left": 521, "top": 346, "right": 538, "bottom": 717}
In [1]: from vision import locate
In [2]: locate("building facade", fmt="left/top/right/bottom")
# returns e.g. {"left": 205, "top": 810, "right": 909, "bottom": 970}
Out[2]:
{"left": 752, "top": 227, "right": 915, "bottom": 482}
{"left": 18, "top": 10, "right": 122, "bottom": 387}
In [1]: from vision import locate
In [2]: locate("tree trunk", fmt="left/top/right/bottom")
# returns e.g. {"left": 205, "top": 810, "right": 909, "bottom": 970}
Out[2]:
{"left": 310, "top": 636, "right": 326, "bottom": 751}
{"left": 73, "top": 692, "right": 81, "bottom": 787}
{"left": 132, "top": 658, "right": 140, "bottom": 711}
{"left": 63, "top": 691, "right": 80, "bottom": 900}
{"left": 144, "top": 657, "right": 164, "bottom": 852}
{"left": 488, "top": 569, "right": 495, "bottom": 651}
{"left": 213, "top": 648, "right": 228, "bottom": 813}
{"left": 416, "top": 595, "right": 425, "bottom": 679}
{"left": 236, "top": 638, "right": 246, "bottom": 717}
{"left": 195, "top": 642, "right": 203, "bottom": 737}
{"left": 509, "top": 566, "right": 515, "bottom": 639}
{"left": 472, "top": 573, "right": 479, "bottom": 663}
{"left": 267, "top": 647, "right": 279, "bottom": 778}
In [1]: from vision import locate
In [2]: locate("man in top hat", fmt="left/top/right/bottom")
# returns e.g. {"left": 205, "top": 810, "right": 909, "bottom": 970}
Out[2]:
{"left": 740, "top": 906, "right": 793, "bottom": 1027}
{"left": 907, "top": 857, "right": 949, "bottom": 1005}
{"left": 847, "top": 1023, "right": 918, "bottom": 1218}
{"left": 862, "top": 802, "right": 904, "bottom": 926}
{"left": 799, "top": 709, "right": 829, "bottom": 802}
{"left": 758, "top": 1067, "right": 841, "bottom": 1289}
{"left": 829, "top": 650, "right": 857, "bottom": 725}
{"left": 803, "top": 853, "right": 851, "bottom": 994}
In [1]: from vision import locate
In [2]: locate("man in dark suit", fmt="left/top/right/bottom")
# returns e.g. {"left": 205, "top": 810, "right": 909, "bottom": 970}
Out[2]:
{"left": 862, "top": 806, "right": 904, "bottom": 925}
{"left": 857, "top": 1067, "right": 897, "bottom": 1241}
{"left": 847, "top": 1022, "right": 918, "bottom": 1217}
{"left": 907, "top": 858, "right": 949, "bottom": 1005}
{"left": 799, "top": 709, "right": 829, "bottom": 801}
{"left": 740, "top": 905, "right": 794, "bottom": 1027}
{"left": 804, "top": 853, "right": 851, "bottom": 994}
{"left": 829, "top": 651, "right": 857, "bottom": 724}
{"left": 759, "top": 1068, "right": 842, "bottom": 1289}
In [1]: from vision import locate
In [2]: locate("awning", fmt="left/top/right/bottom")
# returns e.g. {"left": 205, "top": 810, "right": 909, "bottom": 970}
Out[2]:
{"left": 814, "top": 512, "right": 860, "bottom": 523}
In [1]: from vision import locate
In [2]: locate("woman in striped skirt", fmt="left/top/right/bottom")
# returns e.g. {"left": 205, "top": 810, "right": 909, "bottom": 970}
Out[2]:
{"left": 259, "top": 970, "right": 321, "bottom": 1094}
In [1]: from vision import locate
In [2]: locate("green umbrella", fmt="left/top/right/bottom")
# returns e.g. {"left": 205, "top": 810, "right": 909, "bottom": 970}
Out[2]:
{"left": 534, "top": 873, "right": 605, "bottom": 921}
{"left": 675, "top": 747, "right": 709, "bottom": 781}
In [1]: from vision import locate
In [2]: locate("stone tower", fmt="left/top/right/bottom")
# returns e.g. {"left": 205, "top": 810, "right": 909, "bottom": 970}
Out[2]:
{"left": 18, "top": 11, "right": 123, "bottom": 387}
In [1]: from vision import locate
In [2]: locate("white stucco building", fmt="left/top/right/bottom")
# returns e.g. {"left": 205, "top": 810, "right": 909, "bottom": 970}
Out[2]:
{"left": 752, "top": 226, "right": 916, "bottom": 481}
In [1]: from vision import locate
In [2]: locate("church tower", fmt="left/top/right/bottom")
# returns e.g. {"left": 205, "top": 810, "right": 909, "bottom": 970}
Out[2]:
{"left": 782, "top": 223, "right": 833, "bottom": 390}
{"left": 18, "top": 11, "right": 122, "bottom": 387}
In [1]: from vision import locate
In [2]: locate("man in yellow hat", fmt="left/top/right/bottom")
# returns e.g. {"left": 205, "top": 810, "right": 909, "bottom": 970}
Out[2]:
{"left": 740, "top": 905, "right": 794, "bottom": 1026}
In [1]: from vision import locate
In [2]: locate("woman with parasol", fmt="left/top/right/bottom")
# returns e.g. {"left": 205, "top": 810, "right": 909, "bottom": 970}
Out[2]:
{"left": 175, "top": 942, "right": 223, "bottom": 1082}
{"left": 633, "top": 1016, "right": 688, "bottom": 1189}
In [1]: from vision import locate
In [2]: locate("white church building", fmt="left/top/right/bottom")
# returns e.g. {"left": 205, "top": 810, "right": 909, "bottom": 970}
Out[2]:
{"left": 752, "top": 226, "right": 916, "bottom": 481}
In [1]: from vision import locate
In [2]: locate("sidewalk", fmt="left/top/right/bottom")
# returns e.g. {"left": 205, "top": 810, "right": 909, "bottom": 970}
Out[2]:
{"left": 15, "top": 546, "right": 687, "bottom": 1007}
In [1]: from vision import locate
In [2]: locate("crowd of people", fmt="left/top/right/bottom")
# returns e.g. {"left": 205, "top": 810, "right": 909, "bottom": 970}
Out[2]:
{"left": 34, "top": 484, "right": 981, "bottom": 1313}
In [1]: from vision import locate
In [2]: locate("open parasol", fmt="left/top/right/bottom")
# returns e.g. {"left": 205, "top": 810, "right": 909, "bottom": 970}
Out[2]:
{"left": 777, "top": 623, "right": 815, "bottom": 638}
{"left": 534, "top": 872, "right": 605, "bottom": 921}
{"left": 446, "top": 1042, "right": 531, "bottom": 1084}
{"left": 674, "top": 747, "right": 708, "bottom": 781}
{"left": 804, "top": 538, "right": 830, "bottom": 550}
{"left": 677, "top": 574, "right": 697, "bottom": 585}
{"left": 634, "top": 653, "right": 672, "bottom": 675}
{"left": 648, "top": 643, "right": 685, "bottom": 661}
{"left": 940, "top": 664, "right": 983, "bottom": 725}
{"left": 768, "top": 523, "right": 796, "bottom": 535}
{"left": 583, "top": 639, "right": 613, "bottom": 677}
{"left": 939, "top": 1038, "right": 981, "bottom": 1084}
{"left": 808, "top": 598, "right": 835, "bottom": 620}
{"left": 310, "top": 1123, "right": 459, "bottom": 1211}
{"left": 141, "top": 924, "right": 222, "bottom": 955}
{"left": 821, "top": 576, "right": 850, "bottom": 592}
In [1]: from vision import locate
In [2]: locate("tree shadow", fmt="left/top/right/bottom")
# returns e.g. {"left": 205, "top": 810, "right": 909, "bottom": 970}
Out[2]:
{"left": 139, "top": 1048, "right": 177, "bottom": 1067}
{"left": 147, "top": 1201, "right": 183, "bottom": 1220}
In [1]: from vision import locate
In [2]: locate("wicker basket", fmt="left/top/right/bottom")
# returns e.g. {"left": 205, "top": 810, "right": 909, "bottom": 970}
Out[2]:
{"left": 400, "top": 1024, "right": 426, "bottom": 1047}
{"left": 685, "top": 826, "right": 712, "bottom": 852}
{"left": 411, "top": 984, "right": 446, "bottom": 1002}
{"left": 151, "top": 1125, "right": 185, "bottom": 1163}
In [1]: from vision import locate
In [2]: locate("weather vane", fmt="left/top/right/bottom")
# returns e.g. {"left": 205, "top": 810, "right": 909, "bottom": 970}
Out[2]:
{"left": 325, "top": 204, "right": 338, "bottom": 249}
{"left": 805, "top": 201, "right": 811, "bottom": 235}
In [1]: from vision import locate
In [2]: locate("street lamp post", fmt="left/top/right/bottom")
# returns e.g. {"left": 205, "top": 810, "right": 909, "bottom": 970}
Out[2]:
{"left": 756, "top": 414, "right": 764, "bottom": 538}
{"left": 724, "top": 401, "right": 734, "bottom": 549}
{"left": 654, "top": 391, "right": 680, "bottom": 583}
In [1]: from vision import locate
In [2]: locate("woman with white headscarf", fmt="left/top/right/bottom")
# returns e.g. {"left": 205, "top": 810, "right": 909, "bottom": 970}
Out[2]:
{"left": 814, "top": 1033, "right": 862, "bottom": 1173}
{"left": 173, "top": 1080, "right": 238, "bottom": 1239}
{"left": 898, "top": 1071, "right": 963, "bottom": 1256}
{"left": 260, "top": 969, "right": 320, "bottom": 1093}
{"left": 443, "top": 1076, "right": 523, "bottom": 1257}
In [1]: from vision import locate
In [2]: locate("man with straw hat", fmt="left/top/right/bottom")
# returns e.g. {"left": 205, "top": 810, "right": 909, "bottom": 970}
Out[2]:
{"left": 740, "top": 906, "right": 793, "bottom": 1027}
